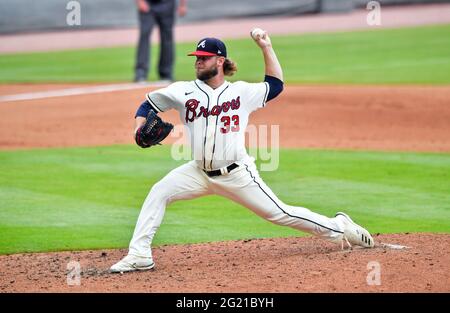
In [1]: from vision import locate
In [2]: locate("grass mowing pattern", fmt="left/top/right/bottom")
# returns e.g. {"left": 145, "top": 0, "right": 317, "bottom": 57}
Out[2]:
{"left": 0, "top": 145, "right": 449, "bottom": 254}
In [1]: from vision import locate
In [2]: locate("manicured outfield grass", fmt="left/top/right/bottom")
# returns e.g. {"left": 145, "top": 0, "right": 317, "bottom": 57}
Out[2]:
{"left": 0, "top": 24, "right": 449, "bottom": 84}
{"left": 0, "top": 146, "right": 449, "bottom": 254}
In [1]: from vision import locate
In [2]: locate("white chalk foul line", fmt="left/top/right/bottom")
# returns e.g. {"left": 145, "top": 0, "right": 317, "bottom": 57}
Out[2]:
{"left": 0, "top": 81, "right": 171, "bottom": 103}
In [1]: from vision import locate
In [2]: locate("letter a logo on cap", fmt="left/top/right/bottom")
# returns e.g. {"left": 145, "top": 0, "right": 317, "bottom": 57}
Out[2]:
{"left": 188, "top": 37, "right": 227, "bottom": 57}
{"left": 198, "top": 40, "right": 206, "bottom": 48}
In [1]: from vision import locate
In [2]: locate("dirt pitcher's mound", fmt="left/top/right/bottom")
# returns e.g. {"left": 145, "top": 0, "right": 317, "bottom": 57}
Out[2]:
{"left": 0, "top": 233, "right": 448, "bottom": 292}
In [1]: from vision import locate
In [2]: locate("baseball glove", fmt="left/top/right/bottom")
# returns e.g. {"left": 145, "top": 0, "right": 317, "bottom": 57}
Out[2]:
{"left": 135, "top": 110, "right": 174, "bottom": 148}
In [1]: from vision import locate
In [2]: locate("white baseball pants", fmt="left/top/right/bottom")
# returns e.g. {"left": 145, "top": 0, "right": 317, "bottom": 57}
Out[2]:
{"left": 128, "top": 157, "right": 344, "bottom": 258}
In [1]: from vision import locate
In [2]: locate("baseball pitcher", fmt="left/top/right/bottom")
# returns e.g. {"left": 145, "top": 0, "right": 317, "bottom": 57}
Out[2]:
{"left": 110, "top": 29, "right": 374, "bottom": 273}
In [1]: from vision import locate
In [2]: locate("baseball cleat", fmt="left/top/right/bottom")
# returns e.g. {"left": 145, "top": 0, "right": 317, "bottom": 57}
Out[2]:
{"left": 110, "top": 255, "right": 155, "bottom": 273}
{"left": 335, "top": 212, "right": 375, "bottom": 249}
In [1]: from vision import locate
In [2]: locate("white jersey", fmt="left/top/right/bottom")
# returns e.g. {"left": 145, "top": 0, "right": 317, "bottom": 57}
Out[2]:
{"left": 126, "top": 79, "right": 349, "bottom": 262}
{"left": 146, "top": 79, "right": 269, "bottom": 170}
{"left": 117, "top": 43, "right": 369, "bottom": 267}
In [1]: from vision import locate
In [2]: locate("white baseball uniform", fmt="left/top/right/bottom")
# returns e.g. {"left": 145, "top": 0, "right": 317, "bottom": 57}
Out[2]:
{"left": 128, "top": 79, "right": 345, "bottom": 258}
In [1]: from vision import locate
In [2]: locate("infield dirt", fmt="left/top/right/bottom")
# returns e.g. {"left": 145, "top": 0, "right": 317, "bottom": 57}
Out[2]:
{"left": 1, "top": 84, "right": 450, "bottom": 152}
{"left": 0, "top": 234, "right": 449, "bottom": 292}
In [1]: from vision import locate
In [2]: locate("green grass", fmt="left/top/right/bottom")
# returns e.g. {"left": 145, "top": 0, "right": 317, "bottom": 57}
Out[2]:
{"left": 0, "top": 145, "right": 449, "bottom": 255}
{"left": 0, "top": 24, "right": 450, "bottom": 84}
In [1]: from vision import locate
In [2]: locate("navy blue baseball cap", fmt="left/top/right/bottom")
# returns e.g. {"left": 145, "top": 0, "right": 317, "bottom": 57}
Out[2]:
{"left": 188, "top": 37, "right": 227, "bottom": 58}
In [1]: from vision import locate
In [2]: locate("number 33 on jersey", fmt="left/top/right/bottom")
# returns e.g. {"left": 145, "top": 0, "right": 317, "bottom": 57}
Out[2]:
{"left": 145, "top": 79, "right": 269, "bottom": 171}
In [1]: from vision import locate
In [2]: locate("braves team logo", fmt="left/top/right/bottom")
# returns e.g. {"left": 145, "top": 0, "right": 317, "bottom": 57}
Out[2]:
{"left": 198, "top": 40, "right": 206, "bottom": 48}
{"left": 185, "top": 97, "right": 241, "bottom": 124}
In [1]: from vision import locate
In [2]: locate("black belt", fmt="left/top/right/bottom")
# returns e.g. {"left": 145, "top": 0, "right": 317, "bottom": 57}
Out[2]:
{"left": 204, "top": 163, "right": 239, "bottom": 177}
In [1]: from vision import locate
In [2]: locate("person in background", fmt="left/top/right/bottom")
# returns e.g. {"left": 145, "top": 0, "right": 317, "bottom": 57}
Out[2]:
{"left": 135, "top": 0, "right": 187, "bottom": 83}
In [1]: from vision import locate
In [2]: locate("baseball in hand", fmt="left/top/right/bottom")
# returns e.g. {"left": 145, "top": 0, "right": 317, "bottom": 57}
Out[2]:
{"left": 251, "top": 28, "right": 265, "bottom": 40}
